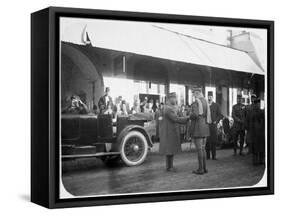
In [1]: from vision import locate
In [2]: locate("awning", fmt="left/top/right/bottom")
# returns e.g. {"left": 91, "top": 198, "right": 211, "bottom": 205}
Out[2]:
{"left": 61, "top": 18, "right": 264, "bottom": 75}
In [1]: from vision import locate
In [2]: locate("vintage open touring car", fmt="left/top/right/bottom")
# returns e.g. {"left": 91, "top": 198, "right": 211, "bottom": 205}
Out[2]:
{"left": 61, "top": 113, "right": 156, "bottom": 166}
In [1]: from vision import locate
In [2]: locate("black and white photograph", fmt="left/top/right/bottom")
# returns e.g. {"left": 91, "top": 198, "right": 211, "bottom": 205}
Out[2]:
{"left": 1, "top": 0, "right": 281, "bottom": 214}
{"left": 59, "top": 16, "right": 268, "bottom": 199}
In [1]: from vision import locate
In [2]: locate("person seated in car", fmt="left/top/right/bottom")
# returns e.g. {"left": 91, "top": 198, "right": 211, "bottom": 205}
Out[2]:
{"left": 147, "top": 99, "right": 154, "bottom": 113}
{"left": 119, "top": 100, "right": 128, "bottom": 116}
{"left": 98, "top": 87, "right": 113, "bottom": 114}
{"left": 152, "top": 99, "right": 160, "bottom": 113}
{"left": 62, "top": 95, "right": 88, "bottom": 114}
{"left": 140, "top": 97, "right": 148, "bottom": 113}
{"left": 131, "top": 98, "right": 141, "bottom": 114}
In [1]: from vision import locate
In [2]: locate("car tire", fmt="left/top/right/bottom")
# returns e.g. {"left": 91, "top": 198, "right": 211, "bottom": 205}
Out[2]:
{"left": 120, "top": 130, "right": 148, "bottom": 166}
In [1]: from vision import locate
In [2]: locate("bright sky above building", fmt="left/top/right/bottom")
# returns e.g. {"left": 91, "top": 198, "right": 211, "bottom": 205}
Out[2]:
{"left": 60, "top": 17, "right": 267, "bottom": 74}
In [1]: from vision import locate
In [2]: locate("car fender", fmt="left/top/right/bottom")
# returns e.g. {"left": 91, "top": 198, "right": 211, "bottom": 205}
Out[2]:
{"left": 113, "top": 125, "right": 153, "bottom": 152}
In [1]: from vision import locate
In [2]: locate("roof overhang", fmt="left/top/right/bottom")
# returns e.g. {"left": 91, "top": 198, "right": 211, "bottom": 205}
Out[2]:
{"left": 61, "top": 18, "right": 264, "bottom": 75}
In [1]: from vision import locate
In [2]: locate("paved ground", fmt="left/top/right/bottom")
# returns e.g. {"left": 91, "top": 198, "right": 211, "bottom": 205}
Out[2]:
{"left": 62, "top": 145, "right": 265, "bottom": 197}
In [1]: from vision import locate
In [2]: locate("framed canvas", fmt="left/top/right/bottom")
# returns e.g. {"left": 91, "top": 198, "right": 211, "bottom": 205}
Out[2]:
{"left": 31, "top": 6, "right": 274, "bottom": 208}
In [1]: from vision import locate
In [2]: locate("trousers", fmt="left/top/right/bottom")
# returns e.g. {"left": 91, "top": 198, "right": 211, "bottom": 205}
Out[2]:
{"left": 193, "top": 138, "right": 207, "bottom": 171}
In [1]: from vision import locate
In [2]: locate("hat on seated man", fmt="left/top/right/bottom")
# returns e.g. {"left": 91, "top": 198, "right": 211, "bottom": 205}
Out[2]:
{"left": 192, "top": 87, "right": 202, "bottom": 93}
{"left": 168, "top": 92, "right": 177, "bottom": 98}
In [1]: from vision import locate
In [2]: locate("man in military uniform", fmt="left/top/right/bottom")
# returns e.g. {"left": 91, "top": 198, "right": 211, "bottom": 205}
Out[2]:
{"left": 232, "top": 94, "right": 246, "bottom": 156}
{"left": 159, "top": 92, "right": 189, "bottom": 172}
{"left": 189, "top": 87, "right": 211, "bottom": 175}
{"left": 206, "top": 91, "right": 222, "bottom": 160}
{"left": 245, "top": 94, "right": 257, "bottom": 154}
{"left": 245, "top": 97, "right": 265, "bottom": 165}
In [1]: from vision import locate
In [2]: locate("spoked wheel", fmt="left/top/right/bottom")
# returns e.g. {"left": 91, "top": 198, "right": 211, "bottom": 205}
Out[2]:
{"left": 120, "top": 130, "right": 148, "bottom": 166}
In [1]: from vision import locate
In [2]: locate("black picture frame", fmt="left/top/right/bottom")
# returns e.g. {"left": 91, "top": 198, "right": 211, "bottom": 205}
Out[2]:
{"left": 31, "top": 6, "right": 274, "bottom": 208}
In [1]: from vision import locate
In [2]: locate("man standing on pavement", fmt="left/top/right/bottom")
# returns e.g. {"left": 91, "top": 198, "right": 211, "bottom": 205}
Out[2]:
{"left": 189, "top": 87, "right": 211, "bottom": 175}
{"left": 245, "top": 97, "right": 265, "bottom": 165}
{"left": 159, "top": 92, "right": 189, "bottom": 172}
{"left": 206, "top": 91, "right": 222, "bottom": 160}
{"left": 245, "top": 94, "right": 257, "bottom": 155}
{"left": 232, "top": 94, "right": 246, "bottom": 156}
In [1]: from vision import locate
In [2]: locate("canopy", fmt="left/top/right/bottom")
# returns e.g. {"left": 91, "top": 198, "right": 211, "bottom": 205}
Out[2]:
{"left": 61, "top": 18, "right": 264, "bottom": 75}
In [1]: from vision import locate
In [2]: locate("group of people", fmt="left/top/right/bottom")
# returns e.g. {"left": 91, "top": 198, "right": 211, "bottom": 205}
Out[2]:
{"left": 98, "top": 87, "right": 165, "bottom": 117}
{"left": 61, "top": 95, "right": 89, "bottom": 114}
{"left": 63, "top": 86, "right": 167, "bottom": 118}
{"left": 232, "top": 94, "right": 265, "bottom": 165}
{"left": 140, "top": 97, "right": 163, "bottom": 113}
{"left": 62, "top": 85, "right": 265, "bottom": 171}
{"left": 175, "top": 91, "right": 221, "bottom": 161}
{"left": 62, "top": 87, "right": 141, "bottom": 117}
{"left": 159, "top": 87, "right": 265, "bottom": 174}
{"left": 159, "top": 88, "right": 211, "bottom": 174}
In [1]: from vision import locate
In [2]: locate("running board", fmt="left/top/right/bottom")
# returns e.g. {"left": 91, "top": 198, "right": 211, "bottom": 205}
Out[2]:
{"left": 62, "top": 151, "right": 120, "bottom": 159}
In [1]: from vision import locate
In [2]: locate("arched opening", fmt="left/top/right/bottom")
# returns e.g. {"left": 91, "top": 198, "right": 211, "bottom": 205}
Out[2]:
{"left": 61, "top": 43, "right": 104, "bottom": 110}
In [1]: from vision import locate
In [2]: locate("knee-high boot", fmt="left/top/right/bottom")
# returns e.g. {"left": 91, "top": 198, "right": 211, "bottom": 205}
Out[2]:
{"left": 166, "top": 155, "right": 174, "bottom": 171}
{"left": 166, "top": 155, "right": 170, "bottom": 170}
{"left": 170, "top": 155, "right": 174, "bottom": 169}
{"left": 193, "top": 150, "right": 204, "bottom": 175}
{"left": 198, "top": 150, "right": 203, "bottom": 171}
{"left": 193, "top": 139, "right": 204, "bottom": 175}
{"left": 202, "top": 150, "right": 208, "bottom": 173}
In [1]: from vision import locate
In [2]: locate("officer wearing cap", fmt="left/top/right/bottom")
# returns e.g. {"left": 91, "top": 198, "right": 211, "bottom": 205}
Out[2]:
{"left": 232, "top": 94, "right": 246, "bottom": 155}
{"left": 98, "top": 87, "right": 113, "bottom": 114}
{"left": 159, "top": 92, "right": 189, "bottom": 172}
{"left": 206, "top": 91, "right": 222, "bottom": 160}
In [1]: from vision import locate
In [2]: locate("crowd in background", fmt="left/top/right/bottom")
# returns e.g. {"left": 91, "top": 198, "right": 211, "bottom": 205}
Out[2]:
{"left": 62, "top": 87, "right": 165, "bottom": 118}
{"left": 159, "top": 87, "right": 265, "bottom": 174}
{"left": 62, "top": 86, "right": 265, "bottom": 167}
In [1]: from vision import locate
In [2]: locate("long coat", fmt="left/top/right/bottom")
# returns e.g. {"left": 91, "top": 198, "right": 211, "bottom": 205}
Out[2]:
{"left": 245, "top": 106, "right": 265, "bottom": 153}
{"left": 232, "top": 103, "right": 246, "bottom": 131}
{"left": 155, "top": 108, "right": 163, "bottom": 139}
{"left": 207, "top": 102, "right": 222, "bottom": 145}
{"left": 189, "top": 98, "right": 210, "bottom": 138}
{"left": 245, "top": 104, "right": 254, "bottom": 144}
{"left": 209, "top": 102, "right": 222, "bottom": 124}
{"left": 159, "top": 104, "right": 188, "bottom": 155}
